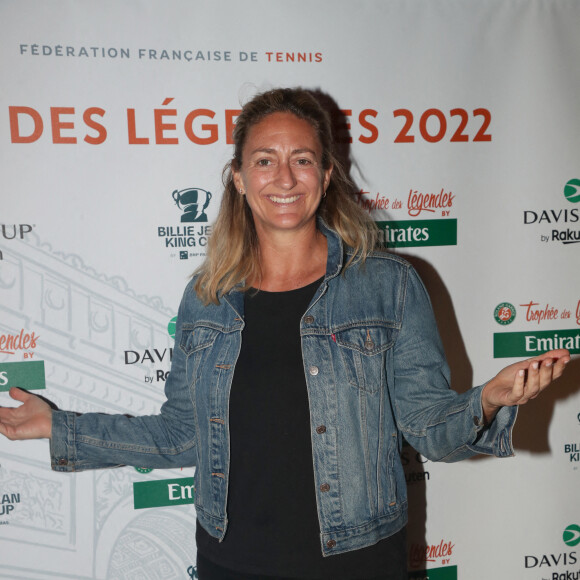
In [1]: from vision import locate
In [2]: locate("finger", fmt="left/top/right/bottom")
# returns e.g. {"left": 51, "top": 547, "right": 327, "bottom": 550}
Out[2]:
{"left": 9, "top": 387, "right": 32, "bottom": 403}
{"left": 523, "top": 360, "right": 541, "bottom": 401}
{"left": 550, "top": 356, "right": 571, "bottom": 380}
{"left": 510, "top": 368, "right": 526, "bottom": 402}
{"left": 532, "top": 348, "right": 569, "bottom": 362}
{"left": 536, "top": 358, "right": 555, "bottom": 395}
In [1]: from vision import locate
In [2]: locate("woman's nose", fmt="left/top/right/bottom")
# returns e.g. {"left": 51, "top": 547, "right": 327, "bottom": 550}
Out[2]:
{"left": 274, "top": 161, "right": 297, "bottom": 189}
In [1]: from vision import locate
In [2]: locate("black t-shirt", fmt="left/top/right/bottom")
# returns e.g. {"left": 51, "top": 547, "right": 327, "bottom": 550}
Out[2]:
{"left": 196, "top": 279, "right": 406, "bottom": 579}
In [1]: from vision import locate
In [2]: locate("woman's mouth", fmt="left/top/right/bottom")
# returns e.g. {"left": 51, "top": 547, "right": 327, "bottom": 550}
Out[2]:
{"left": 268, "top": 195, "right": 301, "bottom": 204}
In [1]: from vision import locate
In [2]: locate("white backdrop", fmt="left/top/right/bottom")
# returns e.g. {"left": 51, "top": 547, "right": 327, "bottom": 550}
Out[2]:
{"left": 1, "top": 1, "right": 579, "bottom": 578}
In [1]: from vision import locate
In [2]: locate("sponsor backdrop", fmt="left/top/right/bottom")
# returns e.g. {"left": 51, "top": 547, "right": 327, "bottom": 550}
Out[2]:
{"left": 1, "top": 1, "right": 579, "bottom": 578}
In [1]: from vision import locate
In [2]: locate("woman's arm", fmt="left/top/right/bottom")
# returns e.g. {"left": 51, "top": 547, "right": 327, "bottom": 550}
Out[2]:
{"left": 0, "top": 284, "right": 199, "bottom": 471}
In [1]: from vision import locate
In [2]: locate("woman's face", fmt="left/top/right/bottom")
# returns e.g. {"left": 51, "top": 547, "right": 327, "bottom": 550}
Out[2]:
{"left": 232, "top": 112, "right": 332, "bottom": 239}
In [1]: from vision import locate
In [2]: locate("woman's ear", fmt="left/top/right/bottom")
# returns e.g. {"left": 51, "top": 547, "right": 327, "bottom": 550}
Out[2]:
{"left": 232, "top": 165, "right": 244, "bottom": 194}
{"left": 323, "top": 164, "right": 333, "bottom": 192}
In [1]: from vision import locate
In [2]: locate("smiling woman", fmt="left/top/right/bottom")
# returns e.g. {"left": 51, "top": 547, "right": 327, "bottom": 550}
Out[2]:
{"left": 233, "top": 113, "right": 331, "bottom": 237}
{"left": 0, "top": 87, "right": 570, "bottom": 580}
{"left": 229, "top": 112, "right": 332, "bottom": 290}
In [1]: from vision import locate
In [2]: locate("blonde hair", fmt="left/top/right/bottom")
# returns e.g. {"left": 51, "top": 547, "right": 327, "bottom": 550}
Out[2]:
{"left": 194, "top": 88, "right": 378, "bottom": 305}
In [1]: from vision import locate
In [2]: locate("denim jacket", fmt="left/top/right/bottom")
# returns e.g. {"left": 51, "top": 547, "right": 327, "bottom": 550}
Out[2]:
{"left": 51, "top": 221, "right": 517, "bottom": 556}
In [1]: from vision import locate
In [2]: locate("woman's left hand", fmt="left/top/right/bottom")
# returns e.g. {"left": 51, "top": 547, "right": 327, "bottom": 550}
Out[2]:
{"left": 481, "top": 349, "right": 571, "bottom": 423}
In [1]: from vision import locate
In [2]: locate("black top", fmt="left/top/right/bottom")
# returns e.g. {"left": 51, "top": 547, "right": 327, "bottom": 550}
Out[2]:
{"left": 196, "top": 278, "right": 406, "bottom": 579}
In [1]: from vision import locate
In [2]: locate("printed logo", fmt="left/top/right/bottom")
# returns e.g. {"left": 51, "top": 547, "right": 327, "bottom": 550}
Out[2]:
{"left": 564, "top": 525, "right": 580, "bottom": 548}
{"left": 157, "top": 186, "right": 213, "bottom": 260}
{"left": 168, "top": 316, "right": 177, "bottom": 339}
{"left": 123, "top": 317, "right": 176, "bottom": 385}
{"left": 1, "top": 224, "right": 34, "bottom": 240}
{"left": 523, "top": 525, "right": 579, "bottom": 573}
{"left": 0, "top": 224, "right": 35, "bottom": 260}
{"left": 375, "top": 219, "right": 457, "bottom": 248}
{"left": 408, "top": 538, "right": 457, "bottom": 579}
{"left": 173, "top": 188, "right": 212, "bottom": 222}
{"left": 0, "top": 329, "right": 39, "bottom": 357}
{"left": 0, "top": 361, "right": 46, "bottom": 392}
{"left": 122, "top": 318, "right": 176, "bottom": 386}
{"left": 494, "top": 303, "right": 516, "bottom": 325}
{"left": 133, "top": 477, "right": 195, "bottom": 509}
{"left": 358, "top": 187, "right": 457, "bottom": 248}
{"left": 124, "top": 347, "right": 173, "bottom": 384}
{"left": 134, "top": 467, "right": 154, "bottom": 474}
{"left": 522, "top": 178, "right": 580, "bottom": 244}
{"left": 493, "top": 329, "right": 580, "bottom": 358}
{"left": 564, "top": 179, "right": 580, "bottom": 204}
{"left": 564, "top": 443, "right": 580, "bottom": 464}
{"left": 0, "top": 492, "right": 21, "bottom": 523}
{"left": 519, "top": 300, "right": 580, "bottom": 326}
{"left": 492, "top": 299, "right": 579, "bottom": 366}
{"left": 187, "top": 566, "right": 198, "bottom": 579}
{"left": 18, "top": 44, "right": 322, "bottom": 65}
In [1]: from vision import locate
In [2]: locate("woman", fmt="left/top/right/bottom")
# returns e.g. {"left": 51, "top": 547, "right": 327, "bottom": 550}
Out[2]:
{"left": 0, "top": 88, "right": 570, "bottom": 580}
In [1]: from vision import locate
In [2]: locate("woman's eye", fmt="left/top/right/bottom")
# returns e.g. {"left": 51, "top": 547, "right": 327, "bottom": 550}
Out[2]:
{"left": 296, "top": 158, "right": 313, "bottom": 165}
{"left": 257, "top": 158, "right": 272, "bottom": 166}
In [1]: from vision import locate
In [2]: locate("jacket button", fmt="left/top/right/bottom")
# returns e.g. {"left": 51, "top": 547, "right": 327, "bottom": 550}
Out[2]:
{"left": 58, "top": 458, "right": 68, "bottom": 466}
{"left": 365, "top": 340, "right": 374, "bottom": 350}
{"left": 473, "top": 416, "right": 482, "bottom": 426}
{"left": 304, "top": 315, "right": 314, "bottom": 324}
{"left": 316, "top": 425, "right": 327, "bottom": 434}
{"left": 320, "top": 483, "right": 330, "bottom": 492}
{"left": 326, "top": 539, "right": 336, "bottom": 549}
{"left": 309, "top": 366, "right": 319, "bottom": 376}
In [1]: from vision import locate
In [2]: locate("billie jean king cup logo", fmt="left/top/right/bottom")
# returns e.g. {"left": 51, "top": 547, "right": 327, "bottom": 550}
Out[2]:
{"left": 173, "top": 188, "right": 212, "bottom": 222}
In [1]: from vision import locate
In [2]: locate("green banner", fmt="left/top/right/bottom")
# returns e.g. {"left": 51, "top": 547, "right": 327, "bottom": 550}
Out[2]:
{"left": 494, "top": 329, "right": 580, "bottom": 358}
{"left": 133, "top": 477, "right": 195, "bottom": 509}
{"left": 0, "top": 360, "right": 45, "bottom": 392}
{"left": 408, "top": 565, "right": 458, "bottom": 580}
{"left": 375, "top": 219, "right": 457, "bottom": 248}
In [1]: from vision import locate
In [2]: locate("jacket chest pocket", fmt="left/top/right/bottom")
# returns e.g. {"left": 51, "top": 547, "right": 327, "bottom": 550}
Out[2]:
{"left": 335, "top": 324, "right": 396, "bottom": 393}
{"left": 180, "top": 324, "right": 222, "bottom": 384}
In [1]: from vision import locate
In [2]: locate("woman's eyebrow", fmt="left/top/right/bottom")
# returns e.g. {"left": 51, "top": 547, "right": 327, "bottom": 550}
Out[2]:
{"left": 249, "top": 147, "right": 317, "bottom": 156}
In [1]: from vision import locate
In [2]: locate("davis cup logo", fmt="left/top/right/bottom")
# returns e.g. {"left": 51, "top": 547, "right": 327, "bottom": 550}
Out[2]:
{"left": 564, "top": 179, "right": 580, "bottom": 204}
{"left": 494, "top": 302, "right": 516, "bottom": 325}
{"left": 563, "top": 524, "right": 580, "bottom": 547}
{"left": 173, "top": 187, "right": 212, "bottom": 222}
{"left": 168, "top": 316, "right": 177, "bottom": 339}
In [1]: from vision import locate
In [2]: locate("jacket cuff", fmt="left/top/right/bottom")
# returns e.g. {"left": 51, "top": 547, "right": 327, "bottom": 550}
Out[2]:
{"left": 50, "top": 410, "right": 78, "bottom": 472}
{"left": 469, "top": 384, "right": 518, "bottom": 457}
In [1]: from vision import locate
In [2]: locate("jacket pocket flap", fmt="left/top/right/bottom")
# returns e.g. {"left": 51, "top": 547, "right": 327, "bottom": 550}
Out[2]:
{"left": 334, "top": 324, "right": 395, "bottom": 356}
{"left": 180, "top": 325, "right": 221, "bottom": 355}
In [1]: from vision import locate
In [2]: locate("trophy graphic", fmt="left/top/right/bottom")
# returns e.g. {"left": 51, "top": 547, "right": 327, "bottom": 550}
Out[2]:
{"left": 172, "top": 188, "right": 212, "bottom": 222}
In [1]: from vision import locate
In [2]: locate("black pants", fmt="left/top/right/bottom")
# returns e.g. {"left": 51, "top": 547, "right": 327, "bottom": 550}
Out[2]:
{"left": 196, "top": 553, "right": 404, "bottom": 580}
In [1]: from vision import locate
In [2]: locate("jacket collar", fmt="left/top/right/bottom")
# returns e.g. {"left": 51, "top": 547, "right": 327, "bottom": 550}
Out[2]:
{"left": 318, "top": 217, "right": 344, "bottom": 282}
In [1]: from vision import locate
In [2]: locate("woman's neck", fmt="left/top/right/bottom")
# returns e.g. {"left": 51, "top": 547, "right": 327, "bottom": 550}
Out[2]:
{"left": 251, "top": 227, "right": 327, "bottom": 292}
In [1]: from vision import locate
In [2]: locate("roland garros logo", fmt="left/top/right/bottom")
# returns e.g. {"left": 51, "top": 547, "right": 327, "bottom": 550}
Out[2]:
{"left": 494, "top": 303, "right": 516, "bottom": 325}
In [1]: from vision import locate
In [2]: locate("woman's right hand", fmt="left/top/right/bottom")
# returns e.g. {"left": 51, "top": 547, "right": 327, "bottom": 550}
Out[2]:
{"left": 0, "top": 387, "right": 53, "bottom": 440}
